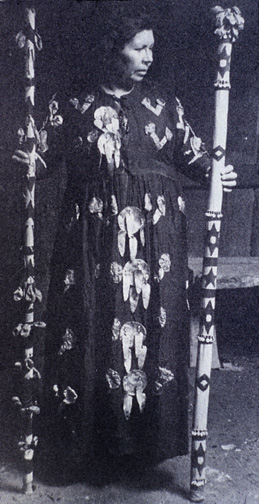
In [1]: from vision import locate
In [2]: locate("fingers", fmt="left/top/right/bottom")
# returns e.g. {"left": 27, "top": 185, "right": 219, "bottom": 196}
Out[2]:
{"left": 221, "top": 178, "right": 237, "bottom": 186}
{"left": 220, "top": 163, "right": 234, "bottom": 175}
{"left": 14, "top": 149, "right": 28, "bottom": 159}
{"left": 223, "top": 187, "right": 233, "bottom": 193}
{"left": 220, "top": 165, "right": 237, "bottom": 179}
{"left": 221, "top": 172, "right": 237, "bottom": 182}
{"left": 12, "top": 155, "right": 29, "bottom": 165}
{"left": 222, "top": 178, "right": 237, "bottom": 192}
{"left": 219, "top": 164, "right": 237, "bottom": 193}
{"left": 12, "top": 150, "right": 30, "bottom": 166}
{"left": 220, "top": 164, "right": 237, "bottom": 182}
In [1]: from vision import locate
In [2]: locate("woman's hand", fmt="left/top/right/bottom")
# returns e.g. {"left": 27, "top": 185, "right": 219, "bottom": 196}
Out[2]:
{"left": 12, "top": 149, "right": 30, "bottom": 166}
{"left": 221, "top": 164, "right": 237, "bottom": 192}
{"left": 12, "top": 149, "right": 47, "bottom": 170}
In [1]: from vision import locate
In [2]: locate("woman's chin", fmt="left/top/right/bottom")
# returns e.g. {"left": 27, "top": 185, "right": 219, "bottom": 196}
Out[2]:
{"left": 132, "top": 76, "right": 144, "bottom": 82}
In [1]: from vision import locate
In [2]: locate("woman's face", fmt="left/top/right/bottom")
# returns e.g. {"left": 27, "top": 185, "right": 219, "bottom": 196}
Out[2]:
{"left": 121, "top": 29, "right": 154, "bottom": 83}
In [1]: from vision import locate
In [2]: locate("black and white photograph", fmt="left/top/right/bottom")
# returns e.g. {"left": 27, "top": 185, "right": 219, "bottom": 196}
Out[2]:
{"left": 0, "top": 1, "right": 258, "bottom": 503}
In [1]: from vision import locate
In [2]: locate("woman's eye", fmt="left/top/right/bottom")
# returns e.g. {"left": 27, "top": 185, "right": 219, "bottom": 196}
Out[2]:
{"left": 134, "top": 47, "right": 153, "bottom": 52}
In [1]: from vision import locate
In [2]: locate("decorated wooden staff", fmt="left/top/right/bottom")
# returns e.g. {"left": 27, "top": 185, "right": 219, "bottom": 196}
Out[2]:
{"left": 12, "top": 6, "right": 44, "bottom": 495}
{"left": 190, "top": 6, "right": 244, "bottom": 503}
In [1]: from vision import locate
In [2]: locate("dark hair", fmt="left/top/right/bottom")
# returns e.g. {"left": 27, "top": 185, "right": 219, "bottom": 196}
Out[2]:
{"left": 84, "top": 1, "right": 154, "bottom": 88}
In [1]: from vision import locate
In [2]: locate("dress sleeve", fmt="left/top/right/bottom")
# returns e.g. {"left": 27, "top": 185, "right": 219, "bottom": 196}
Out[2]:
{"left": 35, "top": 93, "right": 65, "bottom": 179}
{"left": 173, "top": 97, "right": 211, "bottom": 184}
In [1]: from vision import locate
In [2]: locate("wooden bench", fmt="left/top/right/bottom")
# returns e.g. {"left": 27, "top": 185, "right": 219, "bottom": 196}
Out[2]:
{"left": 188, "top": 257, "right": 259, "bottom": 368}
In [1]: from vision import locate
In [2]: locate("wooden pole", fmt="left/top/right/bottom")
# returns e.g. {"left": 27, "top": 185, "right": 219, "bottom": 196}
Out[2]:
{"left": 190, "top": 6, "right": 244, "bottom": 503}
{"left": 12, "top": 6, "right": 43, "bottom": 495}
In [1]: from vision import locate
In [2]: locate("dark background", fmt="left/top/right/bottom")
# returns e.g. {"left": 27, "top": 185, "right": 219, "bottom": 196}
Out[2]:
{"left": 0, "top": 0, "right": 258, "bottom": 369}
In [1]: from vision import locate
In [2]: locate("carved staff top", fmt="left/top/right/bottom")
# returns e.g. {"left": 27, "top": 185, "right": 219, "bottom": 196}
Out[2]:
{"left": 212, "top": 6, "right": 244, "bottom": 89}
{"left": 213, "top": 6, "right": 244, "bottom": 42}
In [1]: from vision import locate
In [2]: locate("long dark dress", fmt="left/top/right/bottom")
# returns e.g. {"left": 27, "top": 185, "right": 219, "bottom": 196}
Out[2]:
{"left": 41, "top": 82, "right": 210, "bottom": 463}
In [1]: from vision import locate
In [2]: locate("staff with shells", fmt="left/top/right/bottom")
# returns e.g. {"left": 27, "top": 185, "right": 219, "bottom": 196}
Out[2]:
{"left": 12, "top": 6, "right": 44, "bottom": 495}
{"left": 190, "top": 6, "right": 244, "bottom": 503}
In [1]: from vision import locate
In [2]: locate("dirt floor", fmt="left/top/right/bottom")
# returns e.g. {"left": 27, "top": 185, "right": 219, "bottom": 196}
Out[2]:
{"left": 1, "top": 291, "right": 259, "bottom": 504}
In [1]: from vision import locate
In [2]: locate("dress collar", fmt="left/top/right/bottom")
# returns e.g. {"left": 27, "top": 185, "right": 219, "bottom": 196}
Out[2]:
{"left": 100, "top": 84, "right": 135, "bottom": 100}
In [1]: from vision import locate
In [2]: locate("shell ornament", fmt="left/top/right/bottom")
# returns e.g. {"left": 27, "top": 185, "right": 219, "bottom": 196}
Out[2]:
{"left": 120, "top": 321, "right": 147, "bottom": 373}
{"left": 118, "top": 206, "right": 145, "bottom": 261}
{"left": 123, "top": 259, "right": 151, "bottom": 313}
{"left": 123, "top": 369, "right": 147, "bottom": 420}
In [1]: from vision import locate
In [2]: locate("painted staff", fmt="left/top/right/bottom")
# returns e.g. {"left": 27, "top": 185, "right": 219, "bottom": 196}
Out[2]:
{"left": 190, "top": 7, "right": 244, "bottom": 503}
{"left": 12, "top": 6, "right": 44, "bottom": 495}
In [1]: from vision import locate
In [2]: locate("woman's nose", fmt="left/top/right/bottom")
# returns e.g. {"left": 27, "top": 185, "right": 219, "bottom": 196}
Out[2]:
{"left": 143, "top": 48, "right": 153, "bottom": 64}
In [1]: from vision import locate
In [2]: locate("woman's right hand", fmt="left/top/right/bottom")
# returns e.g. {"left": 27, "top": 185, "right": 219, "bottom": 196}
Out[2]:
{"left": 12, "top": 149, "right": 47, "bottom": 172}
{"left": 12, "top": 149, "right": 30, "bottom": 166}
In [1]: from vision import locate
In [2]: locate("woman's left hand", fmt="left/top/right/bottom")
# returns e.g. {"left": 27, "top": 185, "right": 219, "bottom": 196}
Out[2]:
{"left": 221, "top": 164, "right": 237, "bottom": 192}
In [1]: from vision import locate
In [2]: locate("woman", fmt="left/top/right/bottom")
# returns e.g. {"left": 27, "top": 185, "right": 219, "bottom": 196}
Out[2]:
{"left": 13, "top": 1, "right": 237, "bottom": 468}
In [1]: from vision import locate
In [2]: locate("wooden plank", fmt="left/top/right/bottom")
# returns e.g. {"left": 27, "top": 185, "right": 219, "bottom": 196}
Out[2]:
{"left": 186, "top": 189, "right": 255, "bottom": 257}
{"left": 189, "top": 256, "right": 259, "bottom": 289}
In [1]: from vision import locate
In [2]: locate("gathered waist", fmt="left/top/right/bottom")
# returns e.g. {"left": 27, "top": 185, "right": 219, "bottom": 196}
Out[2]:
{"left": 126, "top": 158, "right": 177, "bottom": 181}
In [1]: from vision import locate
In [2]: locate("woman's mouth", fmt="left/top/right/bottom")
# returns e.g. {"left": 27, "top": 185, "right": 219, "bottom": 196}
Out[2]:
{"left": 136, "top": 70, "right": 147, "bottom": 75}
